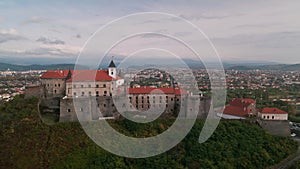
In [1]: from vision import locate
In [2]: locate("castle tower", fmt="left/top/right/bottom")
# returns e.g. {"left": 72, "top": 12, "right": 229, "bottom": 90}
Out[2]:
{"left": 108, "top": 59, "right": 116, "bottom": 79}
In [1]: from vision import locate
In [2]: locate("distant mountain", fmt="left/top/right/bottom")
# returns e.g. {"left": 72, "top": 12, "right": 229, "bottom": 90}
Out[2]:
{"left": 0, "top": 62, "right": 88, "bottom": 71}
{"left": 227, "top": 64, "right": 300, "bottom": 71}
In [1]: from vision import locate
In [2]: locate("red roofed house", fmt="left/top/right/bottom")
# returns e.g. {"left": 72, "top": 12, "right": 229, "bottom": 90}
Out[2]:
{"left": 258, "top": 108, "right": 288, "bottom": 120}
{"left": 220, "top": 98, "right": 257, "bottom": 119}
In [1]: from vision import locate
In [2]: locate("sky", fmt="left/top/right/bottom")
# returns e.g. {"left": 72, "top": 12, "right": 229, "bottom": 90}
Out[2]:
{"left": 0, "top": 0, "right": 299, "bottom": 65}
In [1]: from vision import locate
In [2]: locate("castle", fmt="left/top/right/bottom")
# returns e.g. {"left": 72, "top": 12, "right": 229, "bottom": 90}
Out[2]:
{"left": 38, "top": 60, "right": 210, "bottom": 122}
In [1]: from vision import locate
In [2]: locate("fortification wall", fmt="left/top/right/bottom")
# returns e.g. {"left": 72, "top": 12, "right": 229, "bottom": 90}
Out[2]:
{"left": 60, "top": 96, "right": 119, "bottom": 122}
{"left": 24, "top": 86, "right": 42, "bottom": 99}
{"left": 59, "top": 96, "right": 212, "bottom": 122}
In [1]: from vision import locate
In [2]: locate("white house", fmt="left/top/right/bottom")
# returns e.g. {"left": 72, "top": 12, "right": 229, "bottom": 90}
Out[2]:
{"left": 259, "top": 107, "right": 288, "bottom": 120}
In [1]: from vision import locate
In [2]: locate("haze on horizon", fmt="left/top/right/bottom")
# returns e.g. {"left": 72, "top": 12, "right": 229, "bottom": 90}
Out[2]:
{"left": 0, "top": 0, "right": 299, "bottom": 65}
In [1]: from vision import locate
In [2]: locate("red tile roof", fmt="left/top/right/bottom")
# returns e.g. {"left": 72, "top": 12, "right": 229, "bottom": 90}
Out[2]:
{"left": 127, "top": 87, "right": 187, "bottom": 95}
{"left": 40, "top": 70, "right": 72, "bottom": 79}
{"left": 261, "top": 108, "right": 287, "bottom": 114}
{"left": 223, "top": 105, "right": 249, "bottom": 117}
{"left": 222, "top": 98, "right": 256, "bottom": 118}
{"left": 41, "top": 70, "right": 117, "bottom": 82}
{"left": 230, "top": 98, "right": 255, "bottom": 107}
{"left": 66, "top": 70, "right": 114, "bottom": 82}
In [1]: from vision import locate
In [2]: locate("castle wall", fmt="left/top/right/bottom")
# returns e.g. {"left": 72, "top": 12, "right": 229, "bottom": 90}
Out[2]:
{"left": 40, "top": 78, "right": 66, "bottom": 98}
{"left": 24, "top": 85, "right": 42, "bottom": 99}
{"left": 65, "top": 81, "right": 113, "bottom": 97}
{"left": 59, "top": 96, "right": 119, "bottom": 122}
{"left": 59, "top": 96, "right": 211, "bottom": 122}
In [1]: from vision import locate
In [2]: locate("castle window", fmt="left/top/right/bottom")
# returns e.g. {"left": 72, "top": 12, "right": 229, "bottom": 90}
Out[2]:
{"left": 47, "top": 84, "right": 49, "bottom": 87}
{"left": 111, "top": 72, "right": 114, "bottom": 75}
{"left": 96, "top": 84, "right": 99, "bottom": 88}
{"left": 104, "top": 104, "right": 106, "bottom": 107}
{"left": 263, "top": 116, "right": 266, "bottom": 119}
{"left": 81, "top": 85, "right": 84, "bottom": 88}
{"left": 67, "top": 109, "right": 71, "bottom": 112}
{"left": 103, "top": 84, "right": 106, "bottom": 88}
{"left": 272, "top": 116, "right": 274, "bottom": 119}
{"left": 58, "top": 84, "right": 61, "bottom": 87}
{"left": 55, "top": 84, "right": 57, "bottom": 87}
{"left": 89, "top": 91, "right": 92, "bottom": 96}
{"left": 171, "top": 98, "right": 173, "bottom": 101}
{"left": 88, "top": 84, "right": 91, "bottom": 88}
{"left": 267, "top": 116, "right": 269, "bottom": 119}
{"left": 104, "top": 91, "right": 107, "bottom": 94}
{"left": 142, "top": 105, "right": 144, "bottom": 108}
{"left": 96, "top": 91, "right": 99, "bottom": 97}
{"left": 81, "top": 92, "right": 85, "bottom": 96}
{"left": 54, "top": 90, "right": 57, "bottom": 94}
{"left": 74, "top": 92, "right": 77, "bottom": 96}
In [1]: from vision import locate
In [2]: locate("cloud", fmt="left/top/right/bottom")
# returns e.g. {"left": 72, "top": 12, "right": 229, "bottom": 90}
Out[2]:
{"left": 76, "top": 34, "right": 81, "bottom": 38}
{"left": 22, "top": 47, "right": 72, "bottom": 57}
{"left": 22, "top": 16, "right": 50, "bottom": 25}
{"left": 36, "top": 36, "right": 65, "bottom": 45}
{"left": 179, "top": 12, "right": 244, "bottom": 20}
{"left": 212, "top": 31, "right": 300, "bottom": 48}
{"left": 0, "top": 28, "right": 25, "bottom": 43}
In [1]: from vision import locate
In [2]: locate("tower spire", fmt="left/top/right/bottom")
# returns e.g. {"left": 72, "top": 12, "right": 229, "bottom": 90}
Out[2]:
{"left": 108, "top": 56, "right": 117, "bottom": 78}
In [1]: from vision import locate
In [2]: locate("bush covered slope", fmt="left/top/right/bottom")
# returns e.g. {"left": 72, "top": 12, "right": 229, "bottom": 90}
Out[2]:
{"left": 0, "top": 95, "right": 298, "bottom": 169}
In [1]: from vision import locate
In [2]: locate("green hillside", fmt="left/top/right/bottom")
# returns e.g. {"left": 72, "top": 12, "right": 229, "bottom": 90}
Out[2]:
{"left": 0, "top": 95, "right": 298, "bottom": 169}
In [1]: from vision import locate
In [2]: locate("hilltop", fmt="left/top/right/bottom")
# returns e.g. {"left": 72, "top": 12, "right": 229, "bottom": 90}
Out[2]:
{"left": 0, "top": 95, "right": 298, "bottom": 168}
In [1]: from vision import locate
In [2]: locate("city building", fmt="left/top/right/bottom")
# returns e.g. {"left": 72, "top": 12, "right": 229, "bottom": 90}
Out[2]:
{"left": 258, "top": 107, "right": 288, "bottom": 120}
{"left": 219, "top": 98, "right": 257, "bottom": 119}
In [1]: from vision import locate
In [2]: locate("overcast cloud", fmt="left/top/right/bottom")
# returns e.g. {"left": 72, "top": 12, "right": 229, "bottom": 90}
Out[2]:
{"left": 0, "top": 0, "right": 299, "bottom": 64}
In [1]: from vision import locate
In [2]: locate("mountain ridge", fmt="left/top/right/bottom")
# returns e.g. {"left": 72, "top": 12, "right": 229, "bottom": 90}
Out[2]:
{"left": 0, "top": 61, "right": 299, "bottom": 71}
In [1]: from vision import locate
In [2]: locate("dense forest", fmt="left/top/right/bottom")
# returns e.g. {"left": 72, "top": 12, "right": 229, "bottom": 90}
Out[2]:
{"left": 0, "top": 95, "right": 298, "bottom": 169}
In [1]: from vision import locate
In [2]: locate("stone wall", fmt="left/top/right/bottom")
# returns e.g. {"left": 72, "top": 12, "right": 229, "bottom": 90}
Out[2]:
{"left": 60, "top": 96, "right": 119, "bottom": 122}
{"left": 24, "top": 85, "right": 42, "bottom": 99}
{"left": 258, "top": 120, "right": 290, "bottom": 137}
{"left": 59, "top": 96, "right": 212, "bottom": 122}
{"left": 40, "top": 78, "right": 66, "bottom": 98}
